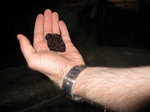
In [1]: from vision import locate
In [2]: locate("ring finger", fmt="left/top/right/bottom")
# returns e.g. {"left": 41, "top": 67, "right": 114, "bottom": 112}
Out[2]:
{"left": 52, "top": 12, "right": 60, "bottom": 34}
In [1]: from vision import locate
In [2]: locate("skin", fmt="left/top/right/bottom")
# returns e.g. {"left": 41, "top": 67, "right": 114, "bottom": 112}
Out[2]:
{"left": 17, "top": 9, "right": 85, "bottom": 87}
{"left": 73, "top": 67, "right": 150, "bottom": 112}
{"left": 17, "top": 9, "right": 150, "bottom": 112}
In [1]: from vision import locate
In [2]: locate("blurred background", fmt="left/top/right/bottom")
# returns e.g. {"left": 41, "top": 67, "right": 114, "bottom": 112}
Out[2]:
{"left": 0, "top": 1, "right": 150, "bottom": 112}
{"left": 0, "top": 0, "right": 150, "bottom": 69}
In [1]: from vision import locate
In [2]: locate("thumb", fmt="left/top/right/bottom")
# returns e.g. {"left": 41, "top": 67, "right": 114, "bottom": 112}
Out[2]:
{"left": 17, "top": 34, "right": 36, "bottom": 63}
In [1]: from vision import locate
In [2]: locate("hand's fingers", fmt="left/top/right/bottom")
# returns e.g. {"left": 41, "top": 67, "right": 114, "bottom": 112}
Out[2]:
{"left": 17, "top": 34, "right": 35, "bottom": 63}
{"left": 52, "top": 12, "right": 60, "bottom": 34}
{"left": 44, "top": 9, "right": 52, "bottom": 36}
{"left": 59, "top": 20, "right": 71, "bottom": 44}
{"left": 59, "top": 21, "right": 78, "bottom": 53}
{"left": 33, "top": 14, "right": 44, "bottom": 48}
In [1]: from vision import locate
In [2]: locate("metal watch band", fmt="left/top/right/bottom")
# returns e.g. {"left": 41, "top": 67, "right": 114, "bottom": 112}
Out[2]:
{"left": 62, "top": 65, "right": 87, "bottom": 102}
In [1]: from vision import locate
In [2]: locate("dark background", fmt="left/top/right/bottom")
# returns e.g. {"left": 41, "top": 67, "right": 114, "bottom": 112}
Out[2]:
{"left": 0, "top": 0, "right": 150, "bottom": 70}
{"left": 0, "top": 0, "right": 57, "bottom": 58}
{"left": 0, "top": 1, "right": 150, "bottom": 112}
{"left": 0, "top": 0, "right": 58, "bottom": 69}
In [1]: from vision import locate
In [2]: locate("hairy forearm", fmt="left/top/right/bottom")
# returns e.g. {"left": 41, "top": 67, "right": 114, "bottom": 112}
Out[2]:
{"left": 73, "top": 66, "right": 150, "bottom": 112}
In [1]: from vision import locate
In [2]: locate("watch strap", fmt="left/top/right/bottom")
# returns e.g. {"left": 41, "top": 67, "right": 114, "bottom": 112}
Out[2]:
{"left": 62, "top": 65, "right": 87, "bottom": 102}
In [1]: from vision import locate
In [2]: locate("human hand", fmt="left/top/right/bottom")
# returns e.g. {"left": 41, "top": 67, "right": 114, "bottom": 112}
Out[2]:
{"left": 17, "top": 9, "right": 85, "bottom": 87}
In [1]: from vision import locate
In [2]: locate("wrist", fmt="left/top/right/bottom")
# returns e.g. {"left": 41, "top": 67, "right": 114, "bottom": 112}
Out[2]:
{"left": 72, "top": 67, "right": 108, "bottom": 99}
{"left": 71, "top": 67, "right": 89, "bottom": 98}
{"left": 59, "top": 65, "right": 78, "bottom": 88}
{"left": 59, "top": 62, "right": 86, "bottom": 88}
{"left": 62, "top": 65, "right": 87, "bottom": 102}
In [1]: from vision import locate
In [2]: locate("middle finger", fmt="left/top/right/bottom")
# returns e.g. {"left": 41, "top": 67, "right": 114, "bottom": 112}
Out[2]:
{"left": 44, "top": 9, "right": 52, "bottom": 36}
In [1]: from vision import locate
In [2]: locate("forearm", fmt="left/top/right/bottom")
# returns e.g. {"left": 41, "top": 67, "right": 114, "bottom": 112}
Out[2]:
{"left": 73, "top": 66, "right": 150, "bottom": 112}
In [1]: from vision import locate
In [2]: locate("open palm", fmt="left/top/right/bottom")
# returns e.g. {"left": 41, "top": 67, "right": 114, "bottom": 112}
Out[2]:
{"left": 17, "top": 9, "right": 85, "bottom": 87}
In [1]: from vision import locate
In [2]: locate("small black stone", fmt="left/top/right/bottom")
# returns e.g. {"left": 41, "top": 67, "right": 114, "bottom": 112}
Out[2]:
{"left": 45, "top": 33, "right": 66, "bottom": 52}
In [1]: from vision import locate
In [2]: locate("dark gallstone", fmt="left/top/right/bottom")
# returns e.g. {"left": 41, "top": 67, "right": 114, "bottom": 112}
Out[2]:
{"left": 45, "top": 33, "right": 66, "bottom": 52}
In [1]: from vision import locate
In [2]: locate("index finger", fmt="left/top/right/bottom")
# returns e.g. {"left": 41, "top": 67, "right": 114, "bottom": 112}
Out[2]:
{"left": 33, "top": 14, "right": 44, "bottom": 47}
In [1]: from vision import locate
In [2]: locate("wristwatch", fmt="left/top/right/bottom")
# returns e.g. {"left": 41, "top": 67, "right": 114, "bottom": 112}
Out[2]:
{"left": 62, "top": 65, "right": 87, "bottom": 102}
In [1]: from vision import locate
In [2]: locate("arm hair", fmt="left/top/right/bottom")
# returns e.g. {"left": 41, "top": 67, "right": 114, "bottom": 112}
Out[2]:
{"left": 72, "top": 66, "right": 150, "bottom": 112}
